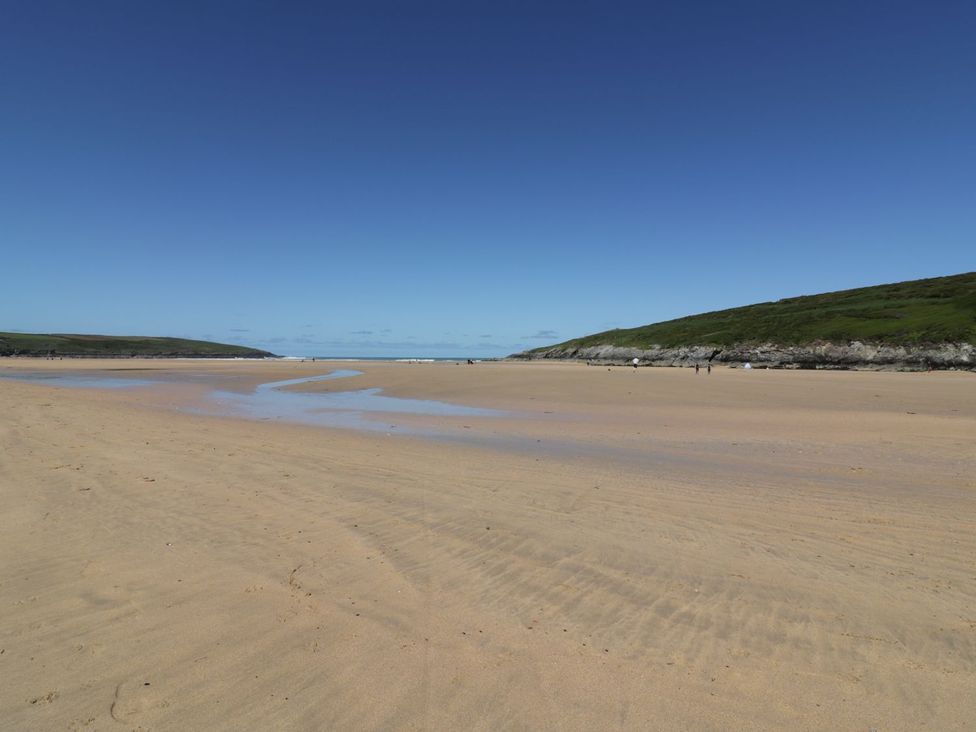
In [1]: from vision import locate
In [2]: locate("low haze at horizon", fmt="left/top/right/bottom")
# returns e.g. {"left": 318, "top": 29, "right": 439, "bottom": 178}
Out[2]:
{"left": 2, "top": 2, "right": 973, "bottom": 357}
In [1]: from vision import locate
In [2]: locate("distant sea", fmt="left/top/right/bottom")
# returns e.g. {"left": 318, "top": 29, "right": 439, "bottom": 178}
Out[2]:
{"left": 279, "top": 356, "right": 493, "bottom": 363}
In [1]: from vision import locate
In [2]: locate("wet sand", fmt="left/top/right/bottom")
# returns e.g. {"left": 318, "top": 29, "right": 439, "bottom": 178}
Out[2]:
{"left": 1, "top": 359, "right": 974, "bottom": 730}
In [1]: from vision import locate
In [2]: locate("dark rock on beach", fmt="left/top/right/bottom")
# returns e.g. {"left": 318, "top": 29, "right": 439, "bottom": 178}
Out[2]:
{"left": 514, "top": 341, "right": 975, "bottom": 371}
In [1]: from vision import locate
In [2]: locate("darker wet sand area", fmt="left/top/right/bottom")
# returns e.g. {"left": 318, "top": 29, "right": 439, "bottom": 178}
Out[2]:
{"left": 1, "top": 359, "right": 974, "bottom": 730}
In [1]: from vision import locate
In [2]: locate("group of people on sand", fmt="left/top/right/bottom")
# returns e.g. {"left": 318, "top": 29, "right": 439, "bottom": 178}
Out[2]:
{"left": 629, "top": 358, "right": 711, "bottom": 374}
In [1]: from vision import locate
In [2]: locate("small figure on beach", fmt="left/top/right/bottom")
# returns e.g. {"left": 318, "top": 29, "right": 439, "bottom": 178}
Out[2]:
{"left": 695, "top": 363, "right": 700, "bottom": 374}
{"left": 632, "top": 358, "right": 639, "bottom": 369}
{"left": 707, "top": 363, "right": 711, "bottom": 374}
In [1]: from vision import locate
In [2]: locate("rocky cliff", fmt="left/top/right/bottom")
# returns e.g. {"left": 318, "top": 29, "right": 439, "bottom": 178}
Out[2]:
{"left": 514, "top": 341, "right": 975, "bottom": 371}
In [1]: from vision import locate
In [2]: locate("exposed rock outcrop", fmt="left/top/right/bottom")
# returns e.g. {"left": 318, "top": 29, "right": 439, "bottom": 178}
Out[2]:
{"left": 513, "top": 341, "right": 975, "bottom": 371}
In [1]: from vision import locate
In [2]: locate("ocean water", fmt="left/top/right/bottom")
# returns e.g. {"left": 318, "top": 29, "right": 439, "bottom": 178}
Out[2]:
{"left": 273, "top": 356, "right": 492, "bottom": 363}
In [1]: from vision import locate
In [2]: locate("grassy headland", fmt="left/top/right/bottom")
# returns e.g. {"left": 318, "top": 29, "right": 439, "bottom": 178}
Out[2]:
{"left": 526, "top": 272, "right": 976, "bottom": 353}
{"left": 0, "top": 332, "right": 276, "bottom": 358}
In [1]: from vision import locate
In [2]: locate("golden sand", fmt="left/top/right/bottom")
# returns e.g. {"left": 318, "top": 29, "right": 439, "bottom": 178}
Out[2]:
{"left": 1, "top": 359, "right": 973, "bottom": 730}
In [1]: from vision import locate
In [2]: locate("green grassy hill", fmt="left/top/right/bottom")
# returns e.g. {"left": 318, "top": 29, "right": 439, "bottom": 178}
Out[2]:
{"left": 529, "top": 272, "right": 976, "bottom": 352}
{"left": 0, "top": 332, "right": 276, "bottom": 358}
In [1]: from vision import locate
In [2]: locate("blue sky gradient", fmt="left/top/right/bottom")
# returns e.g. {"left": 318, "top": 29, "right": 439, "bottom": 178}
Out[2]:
{"left": 2, "top": 1, "right": 973, "bottom": 356}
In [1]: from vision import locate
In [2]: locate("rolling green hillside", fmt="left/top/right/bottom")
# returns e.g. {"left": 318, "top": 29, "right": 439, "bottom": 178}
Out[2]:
{"left": 529, "top": 272, "right": 976, "bottom": 352}
{"left": 0, "top": 332, "right": 275, "bottom": 358}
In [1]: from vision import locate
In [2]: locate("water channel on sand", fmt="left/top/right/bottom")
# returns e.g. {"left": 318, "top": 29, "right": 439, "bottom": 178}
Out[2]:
{"left": 1, "top": 369, "right": 508, "bottom": 437}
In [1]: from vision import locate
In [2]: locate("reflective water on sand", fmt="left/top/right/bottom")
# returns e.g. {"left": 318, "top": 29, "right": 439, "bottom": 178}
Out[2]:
{"left": 209, "top": 370, "right": 505, "bottom": 432}
{"left": 2, "top": 369, "right": 506, "bottom": 434}
{"left": 0, "top": 372, "right": 157, "bottom": 389}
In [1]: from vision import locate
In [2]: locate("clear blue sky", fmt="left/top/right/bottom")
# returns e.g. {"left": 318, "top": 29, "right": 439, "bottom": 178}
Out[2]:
{"left": 2, "top": 1, "right": 973, "bottom": 357}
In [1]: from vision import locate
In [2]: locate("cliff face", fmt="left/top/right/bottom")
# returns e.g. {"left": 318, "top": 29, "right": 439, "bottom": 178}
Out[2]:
{"left": 514, "top": 341, "right": 975, "bottom": 370}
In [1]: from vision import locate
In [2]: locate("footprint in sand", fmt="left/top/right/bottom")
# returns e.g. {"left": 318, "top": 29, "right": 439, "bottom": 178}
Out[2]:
{"left": 80, "top": 560, "right": 104, "bottom": 578}
{"left": 110, "top": 680, "right": 167, "bottom": 721}
{"left": 28, "top": 690, "right": 59, "bottom": 705}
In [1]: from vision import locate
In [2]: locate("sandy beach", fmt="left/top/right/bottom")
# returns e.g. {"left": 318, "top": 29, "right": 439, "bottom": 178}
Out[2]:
{"left": 1, "top": 359, "right": 973, "bottom": 730}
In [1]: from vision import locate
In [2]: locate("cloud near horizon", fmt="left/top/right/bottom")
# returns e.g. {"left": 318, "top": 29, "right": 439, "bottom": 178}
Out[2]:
{"left": 524, "top": 329, "right": 558, "bottom": 340}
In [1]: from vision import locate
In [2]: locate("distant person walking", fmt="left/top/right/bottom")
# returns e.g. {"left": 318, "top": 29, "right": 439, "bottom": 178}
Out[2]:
{"left": 707, "top": 363, "right": 711, "bottom": 374}
{"left": 695, "top": 363, "right": 700, "bottom": 374}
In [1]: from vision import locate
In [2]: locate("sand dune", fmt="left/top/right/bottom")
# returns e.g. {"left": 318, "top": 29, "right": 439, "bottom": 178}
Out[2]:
{"left": 1, "top": 360, "right": 973, "bottom": 730}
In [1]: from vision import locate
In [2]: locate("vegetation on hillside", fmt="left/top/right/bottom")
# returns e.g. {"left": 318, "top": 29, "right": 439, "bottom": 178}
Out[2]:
{"left": 531, "top": 272, "right": 976, "bottom": 351}
{"left": 0, "top": 332, "right": 275, "bottom": 358}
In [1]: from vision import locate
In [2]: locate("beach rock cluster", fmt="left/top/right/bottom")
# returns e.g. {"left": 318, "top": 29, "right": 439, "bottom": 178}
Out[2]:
{"left": 514, "top": 341, "right": 976, "bottom": 371}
